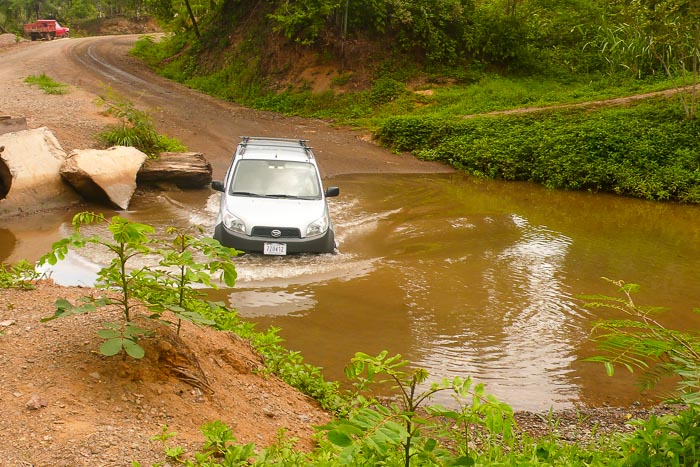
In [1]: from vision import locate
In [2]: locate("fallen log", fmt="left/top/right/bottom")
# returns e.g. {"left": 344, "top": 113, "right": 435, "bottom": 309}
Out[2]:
{"left": 137, "top": 152, "right": 212, "bottom": 189}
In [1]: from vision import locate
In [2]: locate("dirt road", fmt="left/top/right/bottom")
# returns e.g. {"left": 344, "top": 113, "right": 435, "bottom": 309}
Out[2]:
{"left": 0, "top": 35, "right": 452, "bottom": 179}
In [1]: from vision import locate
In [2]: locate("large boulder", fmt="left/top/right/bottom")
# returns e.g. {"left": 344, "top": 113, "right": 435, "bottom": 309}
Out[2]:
{"left": 0, "top": 127, "right": 81, "bottom": 217}
{"left": 61, "top": 146, "right": 148, "bottom": 210}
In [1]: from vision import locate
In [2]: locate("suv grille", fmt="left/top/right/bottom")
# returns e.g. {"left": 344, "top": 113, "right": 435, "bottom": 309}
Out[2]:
{"left": 252, "top": 227, "right": 301, "bottom": 238}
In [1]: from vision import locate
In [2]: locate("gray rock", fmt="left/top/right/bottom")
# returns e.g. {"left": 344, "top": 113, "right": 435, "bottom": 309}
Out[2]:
{"left": 61, "top": 146, "right": 148, "bottom": 209}
{"left": 0, "top": 127, "right": 81, "bottom": 216}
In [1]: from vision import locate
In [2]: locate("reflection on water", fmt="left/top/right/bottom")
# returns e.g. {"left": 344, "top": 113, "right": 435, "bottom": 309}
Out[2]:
{"left": 2, "top": 173, "right": 700, "bottom": 411}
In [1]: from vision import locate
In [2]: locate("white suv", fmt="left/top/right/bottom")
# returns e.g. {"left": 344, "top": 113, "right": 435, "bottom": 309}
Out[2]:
{"left": 212, "top": 137, "right": 339, "bottom": 255}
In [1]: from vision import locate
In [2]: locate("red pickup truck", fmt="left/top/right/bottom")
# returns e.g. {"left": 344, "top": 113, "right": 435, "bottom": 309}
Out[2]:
{"left": 23, "top": 19, "right": 70, "bottom": 41}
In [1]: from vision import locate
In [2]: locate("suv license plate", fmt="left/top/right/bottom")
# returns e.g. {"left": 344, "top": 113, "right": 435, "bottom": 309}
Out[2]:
{"left": 264, "top": 242, "right": 287, "bottom": 256}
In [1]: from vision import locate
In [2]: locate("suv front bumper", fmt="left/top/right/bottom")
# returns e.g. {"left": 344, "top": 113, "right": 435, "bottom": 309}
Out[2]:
{"left": 214, "top": 223, "right": 336, "bottom": 254}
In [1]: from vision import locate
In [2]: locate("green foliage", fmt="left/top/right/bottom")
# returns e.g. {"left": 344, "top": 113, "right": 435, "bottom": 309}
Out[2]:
{"left": 583, "top": 278, "right": 700, "bottom": 405}
{"left": 96, "top": 88, "right": 186, "bottom": 157}
{"left": 369, "top": 77, "right": 408, "bottom": 105}
{"left": 0, "top": 260, "right": 41, "bottom": 290}
{"left": 142, "top": 345, "right": 700, "bottom": 466}
{"left": 24, "top": 74, "right": 69, "bottom": 95}
{"left": 269, "top": 0, "right": 341, "bottom": 45}
{"left": 376, "top": 99, "right": 700, "bottom": 203}
{"left": 319, "top": 351, "right": 516, "bottom": 466}
{"left": 150, "top": 425, "right": 186, "bottom": 462}
{"left": 618, "top": 406, "right": 700, "bottom": 466}
{"left": 135, "top": 226, "right": 238, "bottom": 335}
{"left": 207, "top": 315, "right": 344, "bottom": 411}
{"left": 154, "top": 421, "right": 315, "bottom": 466}
{"left": 39, "top": 212, "right": 240, "bottom": 360}
{"left": 589, "top": 0, "right": 700, "bottom": 118}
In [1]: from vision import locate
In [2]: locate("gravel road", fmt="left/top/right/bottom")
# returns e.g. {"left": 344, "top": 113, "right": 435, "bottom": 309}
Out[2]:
{"left": 0, "top": 35, "right": 453, "bottom": 180}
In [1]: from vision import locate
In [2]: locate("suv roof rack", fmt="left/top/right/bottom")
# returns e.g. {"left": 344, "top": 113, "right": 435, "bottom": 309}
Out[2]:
{"left": 238, "top": 136, "right": 314, "bottom": 157}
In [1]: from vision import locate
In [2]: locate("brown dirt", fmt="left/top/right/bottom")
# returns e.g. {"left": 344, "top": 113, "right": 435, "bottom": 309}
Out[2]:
{"left": 0, "top": 282, "right": 330, "bottom": 465}
{"left": 0, "top": 33, "right": 684, "bottom": 465}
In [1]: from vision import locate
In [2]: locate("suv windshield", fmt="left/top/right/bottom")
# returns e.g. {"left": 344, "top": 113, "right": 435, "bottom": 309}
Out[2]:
{"left": 229, "top": 159, "right": 321, "bottom": 199}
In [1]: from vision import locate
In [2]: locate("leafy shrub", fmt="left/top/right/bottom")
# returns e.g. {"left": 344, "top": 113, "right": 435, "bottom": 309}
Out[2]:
{"left": 583, "top": 279, "right": 700, "bottom": 405}
{"left": 96, "top": 88, "right": 186, "bottom": 157}
{"left": 319, "top": 351, "right": 517, "bottom": 466}
{"left": 619, "top": 407, "right": 700, "bottom": 466}
{"left": 376, "top": 99, "right": 700, "bottom": 203}
{"left": 369, "top": 77, "right": 408, "bottom": 105}
{"left": 39, "top": 212, "right": 238, "bottom": 359}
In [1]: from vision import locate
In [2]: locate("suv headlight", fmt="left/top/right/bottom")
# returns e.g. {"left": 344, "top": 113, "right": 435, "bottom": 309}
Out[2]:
{"left": 306, "top": 213, "right": 330, "bottom": 237}
{"left": 223, "top": 211, "right": 246, "bottom": 234}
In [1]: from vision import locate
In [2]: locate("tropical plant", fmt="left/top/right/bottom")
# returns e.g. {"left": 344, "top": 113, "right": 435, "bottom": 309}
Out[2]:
{"left": 319, "top": 350, "right": 516, "bottom": 466}
{"left": 583, "top": 278, "right": 700, "bottom": 405}
{"left": 39, "top": 212, "right": 239, "bottom": 359}
{"left": 592, "top": 0, "right": 700, "bottom": 118}
{"left": 134, "top": 225, "right": 238, "bottom": 335}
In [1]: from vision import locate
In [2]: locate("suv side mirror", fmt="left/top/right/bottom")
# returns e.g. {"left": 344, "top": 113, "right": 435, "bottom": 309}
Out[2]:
{"left": 325, "top": 186, "right": 340, "bottom": 197}
{"left": 211, "top": 180, "right": 225, "bottom": 192}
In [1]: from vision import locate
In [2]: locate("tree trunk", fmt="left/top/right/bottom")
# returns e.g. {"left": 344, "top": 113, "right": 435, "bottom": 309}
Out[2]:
{"left": 183, "top": 0, "right": 201, "bottom": 38}
{"left": 137, "top": 152, "right": 212, "bottom": 188}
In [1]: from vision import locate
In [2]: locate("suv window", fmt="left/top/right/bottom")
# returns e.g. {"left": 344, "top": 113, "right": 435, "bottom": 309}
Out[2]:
{"left": 230, "top": 160, "right": 321, "bottom": 199}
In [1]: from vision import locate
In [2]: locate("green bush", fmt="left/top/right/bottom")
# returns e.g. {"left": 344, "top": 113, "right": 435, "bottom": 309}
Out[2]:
{"left": 369, "top": 77, "right": 408, "bottom": 105}
{"left": 0, "top": 260, "right": 41, "bottom": 290}
{"left": 376, "top": 99, "right": 700, "bottom": 203}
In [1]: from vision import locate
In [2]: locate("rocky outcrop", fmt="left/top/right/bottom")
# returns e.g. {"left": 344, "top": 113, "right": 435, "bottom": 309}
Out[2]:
{"left": 60, "top": 146, "right": 148, "bottom": 210}
{"left": 0, "top": 127, "right": 81, "bottom": 216}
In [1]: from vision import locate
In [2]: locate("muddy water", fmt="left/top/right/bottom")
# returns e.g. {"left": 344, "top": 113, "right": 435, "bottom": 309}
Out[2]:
{"left": 2, "top": 172, "right": 700, "bottom": 411}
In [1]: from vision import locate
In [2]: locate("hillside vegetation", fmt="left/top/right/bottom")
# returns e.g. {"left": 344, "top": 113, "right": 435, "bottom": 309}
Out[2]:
{"left": 3, "top": 0, "right": 699, "bottom": 202}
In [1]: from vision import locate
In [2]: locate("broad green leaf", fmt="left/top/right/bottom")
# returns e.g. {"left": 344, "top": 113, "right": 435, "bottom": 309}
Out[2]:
{"left": 327, "top": 430, "right": 353, "bottom": 447}
{"left": 100, "top": 338, "right": 124, "bottom": 356}
{"left": 423, "top": 437, "right": 437, "bottom": 452}
{"left": 123, "top": 339, "right": 146, "bottom": 359}
{"left": 124, "top": 324, "right": 150, "bottom": 338}
{"left": 97, "top": 329, "right": 121, "bottom": 339}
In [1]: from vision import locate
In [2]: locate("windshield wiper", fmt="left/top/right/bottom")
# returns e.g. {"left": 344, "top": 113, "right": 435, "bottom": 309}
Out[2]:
{"left": 265, "top": 194, "right": 296, "bottom": 199}
{"left": 265, "top": 194, "right": 319, "bottom": 200}
{"left": 230, "top": 191, "right": 259, "bottom": 196}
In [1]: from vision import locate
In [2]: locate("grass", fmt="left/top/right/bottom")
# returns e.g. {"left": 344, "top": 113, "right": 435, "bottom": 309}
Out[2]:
{"left": 24, "top": 73, "right": 69, "bottom": 95}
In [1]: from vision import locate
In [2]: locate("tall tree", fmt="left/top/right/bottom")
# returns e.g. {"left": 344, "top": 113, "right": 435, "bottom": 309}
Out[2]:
{"left": 183, "top": 0, "right": 200, "bottom": 37}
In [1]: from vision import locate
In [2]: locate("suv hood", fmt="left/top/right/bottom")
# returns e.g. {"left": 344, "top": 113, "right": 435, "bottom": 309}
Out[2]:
{"left": 223, "top": 195, "right": 328, "bottom": 235}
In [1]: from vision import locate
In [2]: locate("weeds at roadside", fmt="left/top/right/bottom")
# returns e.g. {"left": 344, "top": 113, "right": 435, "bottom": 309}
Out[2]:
{"left": 0, "top": 259, "right": 41, "bottom": 289}
{"left": 96, "top": 87, "right": 186, "bottom": 157}
{"left": 24, "top": 73, "right": 69, "bottom": 95}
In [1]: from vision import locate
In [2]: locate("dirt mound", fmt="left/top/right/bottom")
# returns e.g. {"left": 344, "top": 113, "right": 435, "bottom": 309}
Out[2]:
{"left": 0, "top": 281, "right": 329, "bottom": 466}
